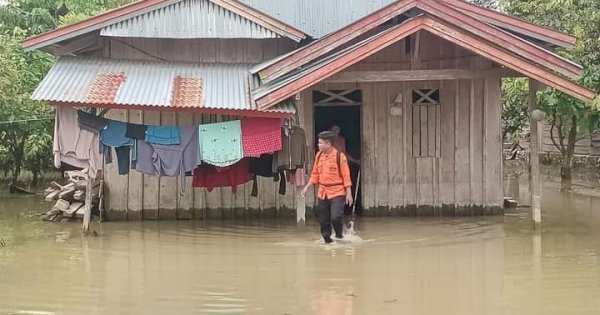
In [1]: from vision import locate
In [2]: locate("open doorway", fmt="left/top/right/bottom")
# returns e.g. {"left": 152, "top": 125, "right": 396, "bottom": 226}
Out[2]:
{"left": 313, "top": 89, "right": 362, "bottom": 216}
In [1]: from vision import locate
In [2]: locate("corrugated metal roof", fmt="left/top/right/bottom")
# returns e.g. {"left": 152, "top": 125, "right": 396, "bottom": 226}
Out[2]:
{"left": 101, "top": 0, "right": 281, "bottom": 39}
{"left": 32, "top": 57, "right": 294, "bottom": 114}
{"left": 239, "top": 0, "right": 396, "bottom": 38}
{"left": 252, "top": 21, "right": 406, "bottom": 101}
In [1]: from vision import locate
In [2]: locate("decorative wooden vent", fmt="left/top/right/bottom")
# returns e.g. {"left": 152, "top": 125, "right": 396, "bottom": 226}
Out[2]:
{"left": 412, "top": 89, "right": 440, "bottom": 158}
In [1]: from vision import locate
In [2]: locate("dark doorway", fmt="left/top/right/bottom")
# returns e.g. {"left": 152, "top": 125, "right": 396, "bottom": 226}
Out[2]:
{"left": 313, "top": 102, "right": 362, "bottom": 216}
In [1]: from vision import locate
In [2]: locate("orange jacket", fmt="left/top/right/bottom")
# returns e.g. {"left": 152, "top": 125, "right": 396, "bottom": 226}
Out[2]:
{"left": 310, "top": 148, "right": 352, "bottom": 199}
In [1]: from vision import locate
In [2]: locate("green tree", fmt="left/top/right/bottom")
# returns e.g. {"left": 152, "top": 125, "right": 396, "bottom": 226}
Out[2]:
{"left": 501, "top": 78, "right": 529, "bottom": 141}
{"left": 0, "top": 32, "right": 54, "bottom": 186}
{"left": 0, "top": 0, "right": 134, "bottom": 188}
{"left": 500, "top": 0, "right": 600, "bottom": 190}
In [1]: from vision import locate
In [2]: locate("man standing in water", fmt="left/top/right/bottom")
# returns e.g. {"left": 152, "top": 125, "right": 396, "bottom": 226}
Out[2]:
{"left": 301, "top": 131, "right": 353, "bottom": 244}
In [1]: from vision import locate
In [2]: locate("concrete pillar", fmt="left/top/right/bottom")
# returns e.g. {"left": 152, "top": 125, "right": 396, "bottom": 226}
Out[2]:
{"left": 528, "top": 79, "right": 542, "bottom": 225}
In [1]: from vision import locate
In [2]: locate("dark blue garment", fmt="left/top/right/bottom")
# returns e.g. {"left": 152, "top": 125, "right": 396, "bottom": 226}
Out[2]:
{"left": 145, "top": 125, "right": 180, "bottom": 145}
{"left": 100, "top": 120, "right": 136, "bottom": 175}
{"left": 115, "top": 146, "right": 131, "bottom": 175}
{"left": 100, "top": 121, "right": 135, "bottom": 147}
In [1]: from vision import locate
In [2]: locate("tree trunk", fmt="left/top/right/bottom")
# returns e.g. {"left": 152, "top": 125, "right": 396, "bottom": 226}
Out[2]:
{"left": 560, "top": 115, "right": 578, "bottom": 191}
{"left": 560, "top": 158, "right": 572, "bottom": 191}
{"left": 31, "top": 163, "right": 39, "bottom": 187}
{"left": 9, "top": 134, "right": 26, "bottom": 191}
{"left": 11, "top": 156, "right": 22, "bottom": 186}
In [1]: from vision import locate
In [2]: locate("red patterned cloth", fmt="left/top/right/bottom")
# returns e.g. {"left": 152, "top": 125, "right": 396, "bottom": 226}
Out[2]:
{"left": 241, "top": 118, "right": 282, "bottom": 157}
{"left": 192, "top": 158, "right": 252, "bottom": 193}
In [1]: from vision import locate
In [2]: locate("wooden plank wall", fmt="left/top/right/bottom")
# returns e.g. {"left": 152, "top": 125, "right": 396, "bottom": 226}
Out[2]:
{"left": 541, "top": 123, "right": 600, "bottom": 157}
{"left": 101, "top": 33, "right": 504, "bottom": 219}
{"left": 102, "top": 38, "right": 299, "bottom": 220}
{"left": 302, "top": 32, "right": 504, "bottom": 216}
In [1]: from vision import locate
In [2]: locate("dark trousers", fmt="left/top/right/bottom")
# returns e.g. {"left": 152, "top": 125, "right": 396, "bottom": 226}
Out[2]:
{"left": 317, "top": 196, "right": 345, "bottom": 240}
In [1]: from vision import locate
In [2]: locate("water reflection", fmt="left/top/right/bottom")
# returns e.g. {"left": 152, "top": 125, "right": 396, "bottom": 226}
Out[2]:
{"left": 0, "top": 189, "right": 599, "bottom": 314}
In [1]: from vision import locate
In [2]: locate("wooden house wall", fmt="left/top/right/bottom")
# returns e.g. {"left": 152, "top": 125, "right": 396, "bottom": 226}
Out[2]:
{"left": 100, "top": 32, "right": 504, "bottom": 220}
{"left": 301, "top": 32, "right": 504, "bottom": 216}
{"left": 101, "top": 38, "right": 301, "bottom": 221}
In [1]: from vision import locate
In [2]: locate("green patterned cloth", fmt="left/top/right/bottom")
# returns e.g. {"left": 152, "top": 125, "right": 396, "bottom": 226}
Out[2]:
{"left": 199, "top": 120, "right": 242, "bottom": 167}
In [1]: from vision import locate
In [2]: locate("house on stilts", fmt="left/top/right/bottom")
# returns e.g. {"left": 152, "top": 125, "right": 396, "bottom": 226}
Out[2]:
{"left": 24, "top": 0, "right": 596, "bottom": 221}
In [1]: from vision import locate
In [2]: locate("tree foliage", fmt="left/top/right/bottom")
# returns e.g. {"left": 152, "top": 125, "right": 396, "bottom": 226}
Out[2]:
{"left": 0, "top": 0, "right": 133, "bottom": 186}
{"left": 499, "top": 0, "right": 600, "bottom": 189}
{"left": 501, "top": 78, "right": 529, "bottom": 141}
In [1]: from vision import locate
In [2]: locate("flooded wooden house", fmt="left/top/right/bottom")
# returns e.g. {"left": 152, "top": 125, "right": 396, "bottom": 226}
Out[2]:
{"left": 24, "top": 0, "right": 596, "bottom": 221}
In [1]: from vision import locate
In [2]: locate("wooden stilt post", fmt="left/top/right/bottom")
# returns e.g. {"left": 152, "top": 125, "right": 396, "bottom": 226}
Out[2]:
{"left": 83, "top": 171, "right": 93, "bottom": 233}
{"left": 528, "top": 79, "right": 542, "bottom": 225}
{"left": 296, "top": 188, "right": 306, "bottom": 224}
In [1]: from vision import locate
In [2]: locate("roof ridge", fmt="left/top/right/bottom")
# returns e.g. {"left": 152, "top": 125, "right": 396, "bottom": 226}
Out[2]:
{"left": 22, "top": 0, "right": 307, "bottom": 51}
{"left": 254, "top": 0, "right": 582, "bottom": 85}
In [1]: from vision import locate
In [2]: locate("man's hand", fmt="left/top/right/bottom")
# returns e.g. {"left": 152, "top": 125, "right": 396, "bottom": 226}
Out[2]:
{"left": 301, "top": 186, "right": 309, "bottom": 197}
{"left": 345, "top": 191, "right": 354, "bottom": 206}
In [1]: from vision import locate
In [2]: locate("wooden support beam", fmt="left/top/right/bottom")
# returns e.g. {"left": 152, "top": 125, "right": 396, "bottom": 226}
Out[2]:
{"left": 528, "top": 79, "right": 542, "bottom": 225}
{"left": 82, "top": 171, "right": 93, "bottom": 233}
{"left": 325, "top": 68, "right": 519, "bottom": 83}
{"left": 48, "top": 33, "right": 101, "bottom": 56}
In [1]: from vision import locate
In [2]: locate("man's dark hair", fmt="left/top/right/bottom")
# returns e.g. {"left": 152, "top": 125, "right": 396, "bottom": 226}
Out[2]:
{"left": 317, "top": 131, "right": 335, "bottom": 144}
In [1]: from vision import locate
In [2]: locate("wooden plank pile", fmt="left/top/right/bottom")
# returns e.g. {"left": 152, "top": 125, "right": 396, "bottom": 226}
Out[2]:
{"left": 41, "top": 170, "right": 103, "bottom": 223}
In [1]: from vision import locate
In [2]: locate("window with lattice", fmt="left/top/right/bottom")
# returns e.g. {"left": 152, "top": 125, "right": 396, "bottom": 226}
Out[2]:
{"left": 411, "top": 89, "right": 440, "bottom": 158}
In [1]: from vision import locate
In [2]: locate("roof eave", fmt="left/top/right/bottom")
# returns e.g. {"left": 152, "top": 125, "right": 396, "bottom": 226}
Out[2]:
{"left": 440, "top": 0, "right": 576, "bottom": 48}
{"left": 51, "top": 101, "right": 293, "bottom": 118}
{"left": 253, "top": 16, "right": 595, "bottom": 110}
{"left": 256, "top": 0, "right": 582, "bottom": 85}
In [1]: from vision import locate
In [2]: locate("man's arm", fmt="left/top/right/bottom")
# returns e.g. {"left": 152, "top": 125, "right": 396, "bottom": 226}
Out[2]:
{"left": 301, "top": 156, "right": 320, "bottom": 197}
{"left": 339, "top": 139, "right": 360, "bottom": 165}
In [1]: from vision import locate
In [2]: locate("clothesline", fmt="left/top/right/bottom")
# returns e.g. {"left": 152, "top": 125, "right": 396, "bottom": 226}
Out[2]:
{"left": 0, "top": 117, "right": 54, "bottom": 125}
{"left": 53, "top": 107, "right": 308, "bottom": 198}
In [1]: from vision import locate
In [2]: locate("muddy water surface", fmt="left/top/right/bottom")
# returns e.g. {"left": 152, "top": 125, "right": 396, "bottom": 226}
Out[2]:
{"left": 1, "top": 189, "right": 600, "bottom": 315}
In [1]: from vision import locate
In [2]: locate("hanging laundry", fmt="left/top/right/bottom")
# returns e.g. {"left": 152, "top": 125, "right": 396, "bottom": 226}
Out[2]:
{"left": 125, "top": 123, "right": 148, "bottom": 140}
{"left": 100, "top": 120, "right": 136, "bottom": 175}
{"left": 249, "top": 154, "right": 277, "bottom": 177}
{"left": 192, "top": 158, "right": 252, "bottom": 193}
{"left": 54, "top": 106, "right": 103, "bottom": 178}
{"left": 199, "top": 120, "right": 242, "bottom": 167}
{"left": 135, "top": 126, "right": 199, "bottom": 195}
{"left": 248, "top": 154, "right": 286, "bottom": 197}
{"left": 145, "top": 125, "right": 180, "bottom": 145}
{"left": 241, "top": 117, "right": 282, "bottom": 157}
{"left": 273, "top": 126, "right": 307, "bottom": 172}
{"left": 77, "top": 110, "right": 109, "bottom": 133}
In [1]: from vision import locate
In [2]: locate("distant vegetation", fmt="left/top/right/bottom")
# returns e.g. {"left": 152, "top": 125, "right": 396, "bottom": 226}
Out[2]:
{"left": 0, "top": 0, "right": 134, "bottom": 187}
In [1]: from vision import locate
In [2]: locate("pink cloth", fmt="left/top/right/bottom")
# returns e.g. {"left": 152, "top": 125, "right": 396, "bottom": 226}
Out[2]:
{"left": 53, "top": 106, "right": 103, "bottom": 178}
{"left": 286, "top": 168, "right": 306, "bottom": 187}
{"left": 241, "top": 118, "right": 282, "bottom": 157}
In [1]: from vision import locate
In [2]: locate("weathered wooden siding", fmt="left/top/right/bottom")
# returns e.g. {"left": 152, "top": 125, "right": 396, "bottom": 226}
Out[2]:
{"left": 102, "top": 33, "right": 504, "bottom": 219}
{"left": 103, "top": 38, "right": 300, "bottom": 220}
{"left": 303, "top": 32, "right": 504, "bottom": 216}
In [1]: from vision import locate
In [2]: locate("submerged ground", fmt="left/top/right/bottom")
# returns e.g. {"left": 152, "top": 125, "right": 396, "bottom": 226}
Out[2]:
{"left": 0, "top": 179, "right": 599, "bottom": 314}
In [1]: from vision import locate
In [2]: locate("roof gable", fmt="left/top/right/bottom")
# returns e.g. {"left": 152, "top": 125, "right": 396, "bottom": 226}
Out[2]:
{"left": 252, "top": 14, "right": 595, "bottom": 109}
{"left": 100, "top": 0, "right": 284, "bottom": 39}
{"left": 255, "top": 0, "right": 582, "bottom": 85}
{"left": 239, "top": 0, "right": 575, "bottom": 47}
{"left": 22, "top": 0, "right": 307, "bottom": 51}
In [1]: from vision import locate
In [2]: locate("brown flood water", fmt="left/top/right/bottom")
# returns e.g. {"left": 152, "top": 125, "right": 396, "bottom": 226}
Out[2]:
{"left": 1, "top": 188, "right": 600, "bottom": 315}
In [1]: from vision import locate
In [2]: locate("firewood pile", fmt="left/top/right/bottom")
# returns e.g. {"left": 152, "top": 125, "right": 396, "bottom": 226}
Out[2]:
{"left": 41, "top": 170, "right": 103, "bottom": 223}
